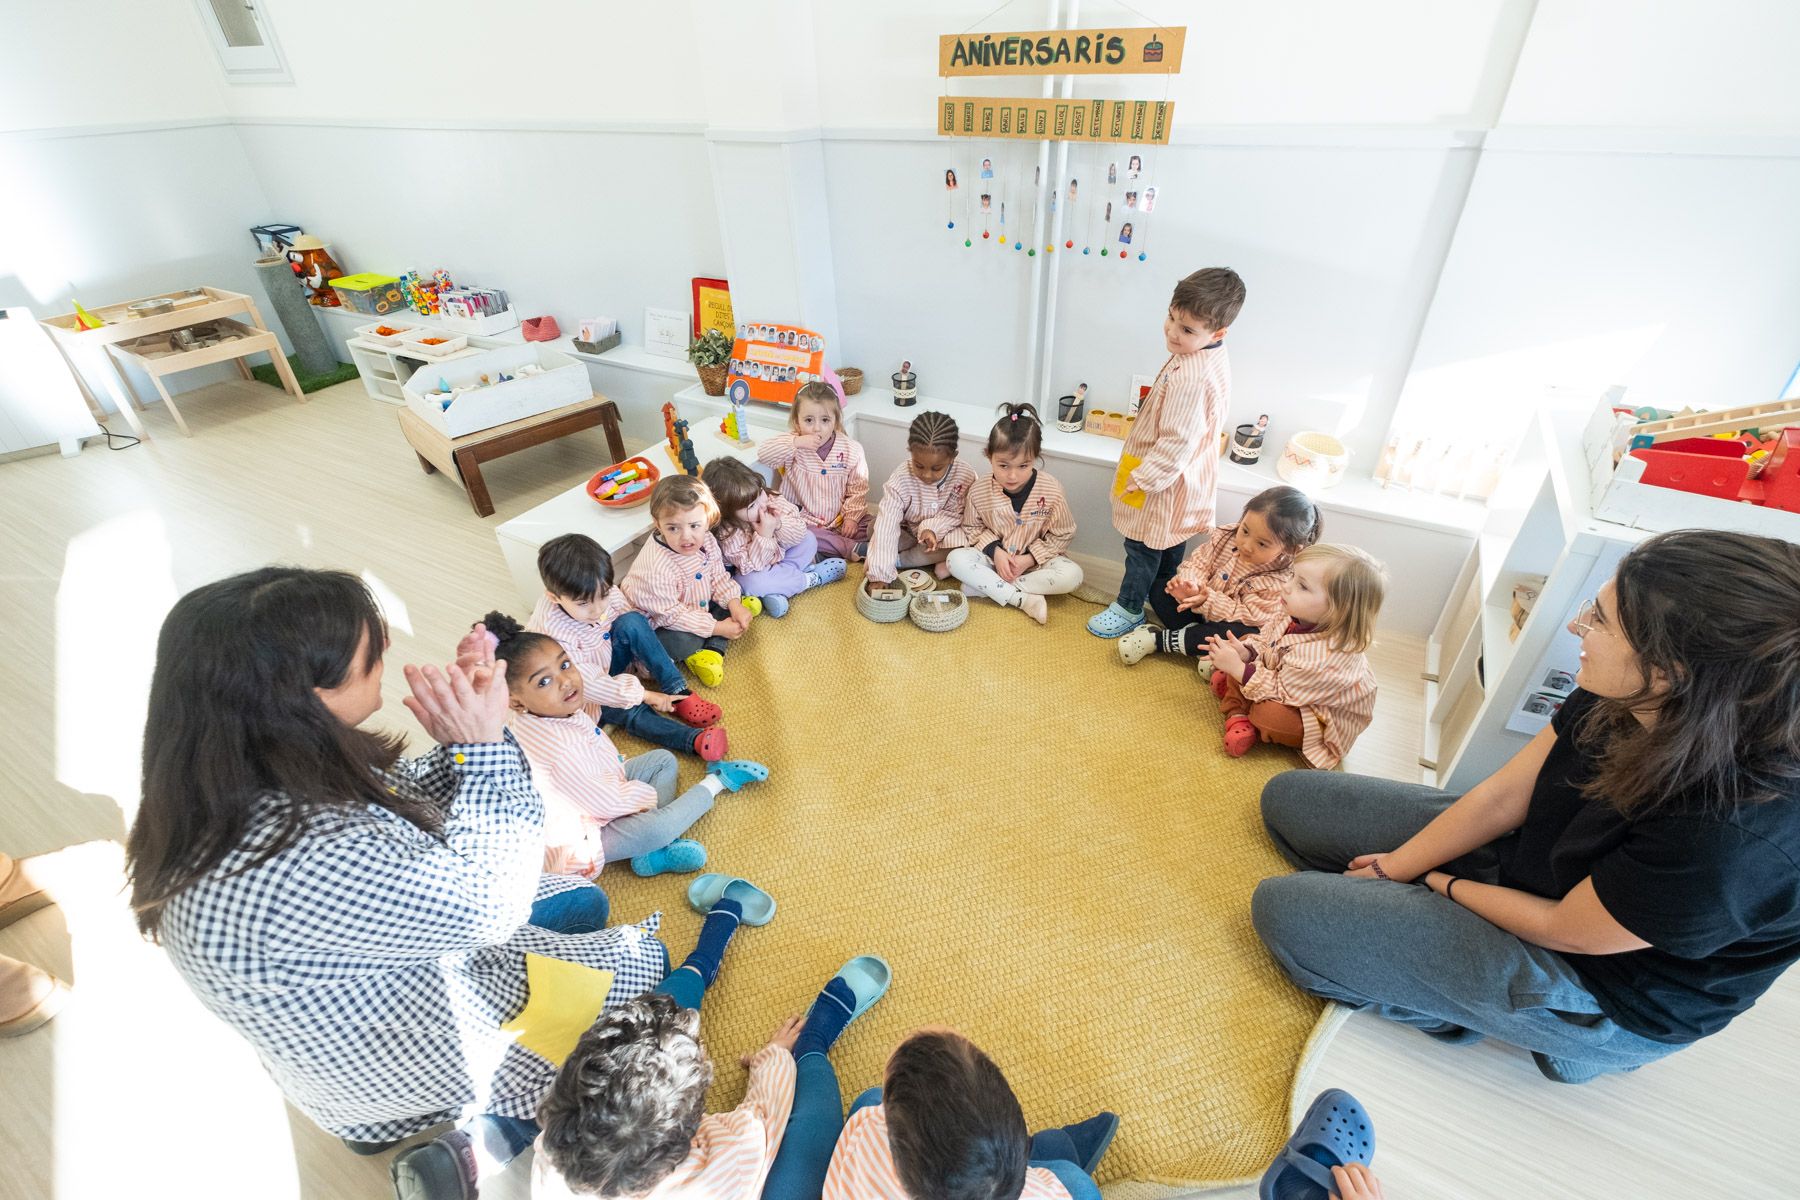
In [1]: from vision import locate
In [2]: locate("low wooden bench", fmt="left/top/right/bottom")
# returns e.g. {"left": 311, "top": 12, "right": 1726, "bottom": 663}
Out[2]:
{"left": 397, "top": 395, "right": 626, "bottom": 518}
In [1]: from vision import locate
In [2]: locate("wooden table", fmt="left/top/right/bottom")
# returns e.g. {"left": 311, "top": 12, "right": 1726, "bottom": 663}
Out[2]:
{"left": 398, "top": 394, "right": 626, "bottom": 518}
{"left": 40, "top": 287, "right": 304, "bottom": 438}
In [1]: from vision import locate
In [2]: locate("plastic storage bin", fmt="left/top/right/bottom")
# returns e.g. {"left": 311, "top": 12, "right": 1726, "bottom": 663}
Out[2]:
{"left": 330, "top": 273, "right": 406, "bottom": 315}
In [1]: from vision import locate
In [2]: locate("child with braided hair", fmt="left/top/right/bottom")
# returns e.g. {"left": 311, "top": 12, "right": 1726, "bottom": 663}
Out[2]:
{"left": 864, "top": 410, "right": 976, "bottom": 586}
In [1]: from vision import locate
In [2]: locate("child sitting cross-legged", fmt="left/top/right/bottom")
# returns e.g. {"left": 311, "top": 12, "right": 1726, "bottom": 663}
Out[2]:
{"left": 944, "top": 403, "right": 1083, "bottom": 625}
{"left": 824, "top": 1029, "right": 1118, "bottom": 1200}
{"left": 620, "top": 476, "right": 760, "bottom": 689}
{"left": 702, "top": 456, "right": 848, "bottom": 618}
{"left": 756, "top": 381, "right": 870, "bottom": 562}
{"left": 480, "top": 613, "right": 769, "bottom": 878}
{"left": 534, "top": 883, "right": 891, "bottom": 1200}
{"left": 1204, "top": 543, "right": 1386, "bottom": 767}
{"left": 1118, "top": 485, "right": 1320, "bottom": 666}
{"left": 863, "top": 410, "right": 977, "bottom": 587}
{"left": 530, "top": 533, "right": 728, "bottom": 762}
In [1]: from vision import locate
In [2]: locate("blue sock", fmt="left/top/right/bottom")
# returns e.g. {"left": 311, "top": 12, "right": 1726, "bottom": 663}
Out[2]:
{"left": 679, "top": 897, "right": 743, "bottom": 986}
{"left": 792, "top": 976, "right": 857, "bottom": 1060}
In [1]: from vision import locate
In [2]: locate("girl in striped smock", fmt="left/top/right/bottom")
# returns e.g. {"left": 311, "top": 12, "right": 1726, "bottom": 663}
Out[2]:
{"left": 478, "top": 611, "right": 768, "bottom": 879}
{"left": 1204, "top": 544, "right": 1386, "bottom": 767}
{"left": 620, "top": 476, "right": 760, "bottom": 689}
{"left": 944, "top": 403, "right": 1084, "bottom": 625}
{"left": 864, "top": 410, "right": 977, "bottom": 586}
{"left": 756, "top": 382, "right": 870, "bottom": 562}
{"left": 702, "top": 456, "right": 849, "bottom": 618}
{"left": 1117, "top": 485, "right": 1321, "bottom": 666}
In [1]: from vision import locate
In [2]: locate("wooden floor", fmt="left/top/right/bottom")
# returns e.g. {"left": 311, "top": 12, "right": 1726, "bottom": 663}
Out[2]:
{"left": 0, "top": 380, "right": 1786, "bottom": 1199}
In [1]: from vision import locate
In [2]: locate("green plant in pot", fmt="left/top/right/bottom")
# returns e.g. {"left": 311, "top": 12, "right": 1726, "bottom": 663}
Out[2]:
{"left": 688, "top": 328, "right": 734, "bottom": 396}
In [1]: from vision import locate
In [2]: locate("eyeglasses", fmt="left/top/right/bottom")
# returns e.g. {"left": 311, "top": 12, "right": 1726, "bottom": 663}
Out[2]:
{"left": 1570, "top": 599, "right": 1605, "bottom": 639}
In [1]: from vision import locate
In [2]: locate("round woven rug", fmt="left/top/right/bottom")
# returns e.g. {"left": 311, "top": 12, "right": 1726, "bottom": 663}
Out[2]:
{"left": 596, "top": 577, "right": 1331, "bottom": 1191}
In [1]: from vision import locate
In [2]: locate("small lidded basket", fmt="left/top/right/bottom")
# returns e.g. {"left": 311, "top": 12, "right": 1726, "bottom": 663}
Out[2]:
{"left": 908, "top": 588, "right": 969, "bottom": 633}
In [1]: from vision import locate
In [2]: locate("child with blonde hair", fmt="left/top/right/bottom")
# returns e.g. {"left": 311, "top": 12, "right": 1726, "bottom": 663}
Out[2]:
{"left": 757, "top": 382, "right": 870, "bottom": 561}
{"left": 944, "top": 404, "right": 1083, "bottom": 625}
{"left": 1118, "top": 485, "right": 1320, "bottom": 665}
{"left": 864, "top": 410, "right": 977, "bottom": 586}
{"left": 702, "top": 456, "right": 848, "bottom": 618}
{"left": 620, "top": 476, "right": 760, "bottom": 689}
{"left": 1205, "top": 543, "right": 1385, "bottom": 767}
{"left": 1089, "top": 267, "right": 1245, "bottom": 639}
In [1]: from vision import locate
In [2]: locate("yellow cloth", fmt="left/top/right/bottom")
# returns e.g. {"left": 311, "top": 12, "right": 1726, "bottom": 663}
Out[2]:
{"left": 500, "top": 953, "right": 615, "bottom": 1066}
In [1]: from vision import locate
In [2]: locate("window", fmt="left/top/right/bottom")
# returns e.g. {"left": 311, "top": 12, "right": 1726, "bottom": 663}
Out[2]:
{"left": 195, "top": 0, "right": 292, "bottom": 83}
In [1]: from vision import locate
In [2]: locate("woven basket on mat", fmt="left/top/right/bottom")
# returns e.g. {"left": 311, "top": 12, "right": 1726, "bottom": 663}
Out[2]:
{"left": 696, "top": 363, "right": 728, "bottom": 396}
{"left": 837, "top": 367, "right": 863, "bottom": 396}
{"left": 908, "top": 589, "right": 968, "bottom": 632}
{"left": 855, "top": 578, "right": 911, "bottom": 623}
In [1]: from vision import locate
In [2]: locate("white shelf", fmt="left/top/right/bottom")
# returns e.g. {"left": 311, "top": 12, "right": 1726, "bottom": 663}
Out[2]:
{"left": 552, "top": 336, "right": 698, "bottom": 381}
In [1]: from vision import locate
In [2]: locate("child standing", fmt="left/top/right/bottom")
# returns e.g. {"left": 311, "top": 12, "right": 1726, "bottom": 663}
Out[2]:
{"left": 703, "top": 456, "right": 849, "bottom": 618}
{"left": 620, "top": 476, "right": 759, "bottom": 689}
{"left": 864, "top": 410, "right": 977, "bottom": 586}
{"left": 478, "top": 613, "right": 769, "bottom": 879}
{"left": 1088, "top": 267, "right": 1246, "bottom": 639}
{"left": 529, "top": 534, "right": 727, "bottom": 760}
{"left": 1118, "top": 485, "right": 1320, "bottom": 665}
{"left": 824, "top": 1029, "right": 1118, "bottom": 1200}
{"left": 534, "top": 894, "right": 889, "bottom": 1200}
{"left": 1205, "top": 544, "right": 1385, "bottom": 767}
{"left": 944, "top": 404, "right": 1083, "bottom": 625}
{"left": 757, "top": 382, "right": 870, "bottom": 561}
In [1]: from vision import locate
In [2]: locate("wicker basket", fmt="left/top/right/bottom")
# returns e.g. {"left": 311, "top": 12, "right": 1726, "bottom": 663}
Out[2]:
{"left": 855, "top": 577, "right": 912, "bottom": 623}
{"left": 695, "top": 362, "right": 728, "bottom": 396}
{"left": 837, "top": 367, "right": 863, "bottom": 396}
{"left": 908, "top": 589, "right": 969, "bottom": 633}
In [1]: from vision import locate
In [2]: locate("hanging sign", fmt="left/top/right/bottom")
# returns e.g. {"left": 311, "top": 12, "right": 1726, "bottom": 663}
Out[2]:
{"left": 727, "top": 323, "right": 826, "bottom": 409}
{"left": 939, "top": 27, "right": 1185, "bottom": 76}
{"left": 938, "top": 97, "right": 1174, "bottom": 145}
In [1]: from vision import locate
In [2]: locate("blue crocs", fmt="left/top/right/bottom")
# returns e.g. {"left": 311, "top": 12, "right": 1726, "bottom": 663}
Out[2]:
{"left": 631, "top": 838, "right": 707, "bottom": 878}
{"left": 708, "top": 759, "right": 769, "bottom": 792}
{"left": 1258, "top": 1088, "right": 1375, "bottom": 1200}
{"left": 810, "top": 954, "right": 892, "bottom": 1024}
{"left": 805, "top": 557, "right": 848, "bottom": 587}
{"left": 686, "top": 874, "right": 777, "bottom": 925}
{"left": 1086, "top": 602, "right": 1146, "bottom": 639}
{"left": 759, "top": 593, "right": 791, "bottom": 618}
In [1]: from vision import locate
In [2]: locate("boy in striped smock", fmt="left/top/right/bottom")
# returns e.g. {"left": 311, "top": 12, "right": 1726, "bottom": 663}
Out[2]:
{"left": 1204, "top": 544, "right": 1386, "bottom": 767}
{"left": 620, "top": 476, "right": 761, "bottom": 689}
{"left": 1089, "top": 267, "right": 1245, "bottom": 640}
{"left": 864, "top": 410, "right": 977, "bottom": 586}
{"left": 824, "top": 1029, "right": 1117, "bottom": 1200}
{"left": 944, "top": 404, "right": 1083, "bottom": 625}
{"left": 756, "top": 382, "right": 871, "bottom": 562}
{"left": 702, "top": 456, "right": 849, "bottom": 618}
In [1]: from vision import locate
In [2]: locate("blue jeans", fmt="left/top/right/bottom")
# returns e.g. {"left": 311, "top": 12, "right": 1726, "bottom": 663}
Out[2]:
{"left": 761, "top": 1052, "right": 844, "bottom": 1200}
{"left": 528, "top": 883, "right": 610, "bottom": 933}
{"left": 845, "top": 1088, "right": 1101, "bottom": 1200}
{"left": 600, "top": 612, "right": 702, "bottom": 756}
{"left": 1118, "top": 537, "right": 1187, "bottom": 612}
{"left": 1253, "top": 770, "right": 1680, "bottom": 1079}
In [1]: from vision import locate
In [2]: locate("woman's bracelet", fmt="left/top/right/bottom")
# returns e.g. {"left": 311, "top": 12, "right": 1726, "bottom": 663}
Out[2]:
{"left": 1445, "top": 876, "right": 1462, "bottom": 904}
{"left": 1369, "top": 859, "right": 1391, "bottom": 881}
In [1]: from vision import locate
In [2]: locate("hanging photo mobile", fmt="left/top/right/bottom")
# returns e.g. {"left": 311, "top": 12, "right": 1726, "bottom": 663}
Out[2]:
{"left": 1101, "top": 199, "right": 1113, "bottom": 256}
{"left": 1125, "top": 189, "right": 1138, "bottom": 210}
{"left": 1127, "top": 153, "right": 1143, "bottom": 180}
{"left": 980, "top": 155, "right": 994, "bottom": 181}
{"left": 945, "top": 166, "right": 958, "bottom": 232}
{"left": 1064, "top": 176, "right": 1077, "bottom": 249}
{"left": 1107, "top": 161, "right": 1118, "bottom": 185}
{"left": 1131, "top": 158, "right": 1155, "bottom": 261}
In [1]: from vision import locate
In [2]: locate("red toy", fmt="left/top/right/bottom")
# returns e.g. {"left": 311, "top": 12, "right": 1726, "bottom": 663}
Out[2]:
{"left": 586, "top": 457, "right": 661, "bottom": 509}
{"left": 1627, "top": 425, "right": 1800, "bottom": 511}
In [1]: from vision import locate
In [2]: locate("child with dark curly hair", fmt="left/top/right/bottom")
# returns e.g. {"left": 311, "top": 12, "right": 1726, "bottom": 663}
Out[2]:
{"left": 534, "top": 917, "right": 891, "bottom": 1200}
{"left": 824, "top": 1029, "right": 1117, "bottom": 1200}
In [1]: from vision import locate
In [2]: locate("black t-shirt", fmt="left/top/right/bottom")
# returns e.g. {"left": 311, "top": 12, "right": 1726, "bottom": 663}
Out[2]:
{"left": 1495, "top": 689, "right": 1800, "bottom": 1043}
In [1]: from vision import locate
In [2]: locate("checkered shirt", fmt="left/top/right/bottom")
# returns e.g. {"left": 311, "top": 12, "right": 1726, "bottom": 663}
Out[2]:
{"left": 157, "top": 736, "right": 668, "bottom": 1143}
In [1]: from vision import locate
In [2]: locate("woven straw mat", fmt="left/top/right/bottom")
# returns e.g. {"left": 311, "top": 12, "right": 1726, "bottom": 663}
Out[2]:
{"left": 596, "top": 576, "right": 1330, "bottom": 1192}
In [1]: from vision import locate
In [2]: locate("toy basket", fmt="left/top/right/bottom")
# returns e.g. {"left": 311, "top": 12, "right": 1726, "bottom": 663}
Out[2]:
{"left": 586, "top": 456, "right": 661, "bottom": 509}
{"left": 908, "top": 588, "right": 968, "bottom": 633}
{"left": 838, "top": 367, "right": 864, "bottom": 396}
{"left": 855, "top": 577, "right": 912, "bottom": 623}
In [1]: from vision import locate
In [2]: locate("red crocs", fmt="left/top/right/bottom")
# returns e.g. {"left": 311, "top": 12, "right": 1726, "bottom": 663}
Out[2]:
{"left": 671, "top": 694, "right": 721, "bottom": 728}
{"left": 1210, "top": 669, "right": 1233, "bottom": 700}
{"left": 1222, "top": 715, "right": 1257, "bottom": 757}
{"left": 693, "top": 726, "right": 729, "bottom": 762}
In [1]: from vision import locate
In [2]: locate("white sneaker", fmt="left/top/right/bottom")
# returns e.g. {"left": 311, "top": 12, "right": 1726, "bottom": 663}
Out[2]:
{"left": 1118, "top": 627, "right": 1158, "bottom": 665}
{"left": 1017, "top": 593, "right": 1049, "bottom": 624}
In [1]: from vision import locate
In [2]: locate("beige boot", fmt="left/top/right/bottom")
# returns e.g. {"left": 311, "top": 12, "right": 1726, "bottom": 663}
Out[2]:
{"left": 0, "top": 854, "right": 51, "bottom": 929}
{"left": 0, "top": 954, "right": 69, "bottom": 1037}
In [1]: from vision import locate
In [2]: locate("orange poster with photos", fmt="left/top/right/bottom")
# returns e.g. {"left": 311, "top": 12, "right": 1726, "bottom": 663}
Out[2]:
{"left": 726, "top": 322, "right": 826, "bottom": 409}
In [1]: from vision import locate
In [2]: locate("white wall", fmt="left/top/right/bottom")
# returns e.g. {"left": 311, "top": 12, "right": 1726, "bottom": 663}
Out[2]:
{"left": 0, "top": 1, "right": 224, "bottom": 133}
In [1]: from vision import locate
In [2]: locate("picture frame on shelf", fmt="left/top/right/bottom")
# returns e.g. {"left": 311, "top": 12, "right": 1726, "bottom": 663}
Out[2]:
{"left": 644, "top": 306, "right": 690, "bottom": 360}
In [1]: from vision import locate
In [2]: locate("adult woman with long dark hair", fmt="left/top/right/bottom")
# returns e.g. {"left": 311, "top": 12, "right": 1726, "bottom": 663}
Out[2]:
{"left": 1253, "top": 529, "right": 1800, "bottom": 1082}
{"left": 126, "top": 568, "right": 669, "bottom": 1199}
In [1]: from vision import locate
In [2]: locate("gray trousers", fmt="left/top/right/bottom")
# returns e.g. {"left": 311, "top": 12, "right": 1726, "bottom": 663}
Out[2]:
{"left": 599, "top": 750, "right": 715, "bottom": 862}
{"left": 1252, "top": 770, "right": 1680, "bottom": 1080}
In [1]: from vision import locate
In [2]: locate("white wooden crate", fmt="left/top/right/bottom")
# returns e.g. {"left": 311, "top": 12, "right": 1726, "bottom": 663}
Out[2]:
{"left": 403, "top": 344, "right": 589, "bottom": 438}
